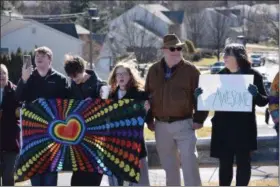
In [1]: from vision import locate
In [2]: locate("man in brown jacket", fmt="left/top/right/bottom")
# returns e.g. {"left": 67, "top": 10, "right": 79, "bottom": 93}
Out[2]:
{"left": 145, "top": 34, "right": 208, "bottom": 186}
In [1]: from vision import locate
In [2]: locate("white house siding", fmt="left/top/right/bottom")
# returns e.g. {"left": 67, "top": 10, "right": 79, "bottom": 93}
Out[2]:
{"left": 96, "top": 5, "right": 171, "bottom": 80}
{"left": 1, "top": 22, "right": 83, "bottom": 75}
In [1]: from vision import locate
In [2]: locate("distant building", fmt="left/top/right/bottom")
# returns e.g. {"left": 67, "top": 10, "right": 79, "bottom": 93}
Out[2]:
{"left": 1, "top": 15, "right": 83, "bottom": 75}
{"left": 96, "top": 4, "right": 186, "bottom": 80}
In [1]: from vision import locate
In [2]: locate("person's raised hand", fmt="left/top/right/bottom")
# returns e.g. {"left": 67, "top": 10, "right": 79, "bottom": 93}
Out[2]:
{"left": 22, "top": 63, "right": 32, "bottom": 83}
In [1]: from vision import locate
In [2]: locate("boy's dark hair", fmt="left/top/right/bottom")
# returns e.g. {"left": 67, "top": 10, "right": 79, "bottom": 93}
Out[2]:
{"left": 64, "top": 54, "right": 86, "bottom": 77}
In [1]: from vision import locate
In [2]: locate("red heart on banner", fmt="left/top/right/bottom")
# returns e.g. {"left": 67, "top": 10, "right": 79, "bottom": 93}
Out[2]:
{"left": 54, "top": 119, "right": 82, "bottom": 141}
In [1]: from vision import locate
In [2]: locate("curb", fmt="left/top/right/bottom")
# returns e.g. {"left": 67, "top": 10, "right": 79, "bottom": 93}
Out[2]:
{"left": 146, "top": 136, "right": 279, "bottom": 169}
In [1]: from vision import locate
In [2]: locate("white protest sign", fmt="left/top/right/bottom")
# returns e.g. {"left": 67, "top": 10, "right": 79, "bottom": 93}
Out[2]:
{"left": 197, "top": 74, "right": 254, "bottom": 112}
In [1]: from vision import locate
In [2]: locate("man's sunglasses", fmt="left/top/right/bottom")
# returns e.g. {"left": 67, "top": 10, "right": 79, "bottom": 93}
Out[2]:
{"left": 164, "top": 47, "right": 183, "bottom": 52}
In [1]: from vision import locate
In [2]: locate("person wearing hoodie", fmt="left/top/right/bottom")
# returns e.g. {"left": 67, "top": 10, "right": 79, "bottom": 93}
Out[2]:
{"left": 63, "top": 54, "right": 107, "bottom": 186}
{"left": 15, "top": 46, "right": 69, "bottom": 186}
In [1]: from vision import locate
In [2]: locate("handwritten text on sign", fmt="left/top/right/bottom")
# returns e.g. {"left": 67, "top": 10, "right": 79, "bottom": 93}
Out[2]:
{"left": 197, "top": 75, "right": 254, "bottom": 112}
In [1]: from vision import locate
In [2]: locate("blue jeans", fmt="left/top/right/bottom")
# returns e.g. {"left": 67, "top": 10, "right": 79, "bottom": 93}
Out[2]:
{"left": 30, "top": 172, "right": 58, "bottom": 186}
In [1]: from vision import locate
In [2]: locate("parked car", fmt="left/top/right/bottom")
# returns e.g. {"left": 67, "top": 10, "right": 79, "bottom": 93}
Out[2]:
{"left": 262, "top": 73, "right": 271, "bottom": 94}
{"left": 266, "top": 53, "right": 278, "bottom": 64}
{"left": 210, "top": 62, "right": 225, "bottom": 74}
{"left": 250, "top": 54, "right": 265, "bottom": 66}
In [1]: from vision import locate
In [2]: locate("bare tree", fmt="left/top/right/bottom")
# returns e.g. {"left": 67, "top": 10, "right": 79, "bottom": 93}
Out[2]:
{"left": 261, "top": 5, "right": 279, "bottom": 44}
{"left": 210, "top": 10, "right": 230, "bottom": 61}
{"left": 184, "top": 7, "right": 207, "bottom": 47}
{"left": 243, "top": 5, "right": 267, "bottom": 43}
{"left": 108, "top": 9, "right": 160, "bottom": 64}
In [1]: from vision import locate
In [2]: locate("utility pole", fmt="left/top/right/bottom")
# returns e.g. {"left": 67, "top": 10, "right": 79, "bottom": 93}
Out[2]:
{"left": 88, "top": 8, "right": 99, "bottom": 70}
{"left": 89, "top": 17, "right": 93, "bottom": 70}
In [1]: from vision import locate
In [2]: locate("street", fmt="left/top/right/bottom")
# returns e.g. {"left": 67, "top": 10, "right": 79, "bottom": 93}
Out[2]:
{"left": 16, "top": 166, "right": 279, "bottom": 186}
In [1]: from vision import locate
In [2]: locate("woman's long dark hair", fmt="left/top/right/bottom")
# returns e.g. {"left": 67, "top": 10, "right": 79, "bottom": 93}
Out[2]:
{"left": 223, "top": 43, "right": 251, "bottom": 70}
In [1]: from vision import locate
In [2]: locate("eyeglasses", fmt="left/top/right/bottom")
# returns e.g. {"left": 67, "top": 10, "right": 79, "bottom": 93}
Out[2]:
{"left": 164, "top": 47, "right": 183, "bottom": 52}
{"left": 116, "top": 72, "right": 129, "bottom": 77}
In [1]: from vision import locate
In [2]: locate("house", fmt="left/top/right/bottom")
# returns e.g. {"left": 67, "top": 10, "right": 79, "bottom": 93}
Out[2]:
{"left": 1, "top": 15, "right": 83, "bottom": 75}
{"left": 45, "top": 23, "right": 79, "bottom": 39}
{"left": 49, "top": 23, "right": 105, "bottom": 68}
{"left": 190, "top": 4, "right": 279, "bottom": 48}
{"left": 95, "top": 4, "right": 186, "bottom": 80}
{"left": 75, "top": 24, "right": 106, "bottom": 70}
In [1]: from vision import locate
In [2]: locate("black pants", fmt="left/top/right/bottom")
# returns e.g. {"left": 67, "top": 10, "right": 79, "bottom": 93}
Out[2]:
{"left": 219, "top": 151, "right": 251, "bottom": 186}
{"left": 0, "top": 152, "right": 18, "bottom": 186}
{"left": 71, "top": 171, "right": 103, "bottom": 186}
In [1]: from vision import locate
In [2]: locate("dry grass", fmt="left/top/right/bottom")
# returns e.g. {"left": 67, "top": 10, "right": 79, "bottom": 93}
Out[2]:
{"left": 203, "top": 178, "right": 279, "bottom": 186}
{"left": 196, "top": 126, "right": 212, "bottom": 137}
{"left": 194, "top": 57, "right": 219, "bottom": 66}
{"left": 144, "top": 127, "right": 156, "bottom": 140}
{"left": 144, "top": 126, "right": 212, "bottom": 140}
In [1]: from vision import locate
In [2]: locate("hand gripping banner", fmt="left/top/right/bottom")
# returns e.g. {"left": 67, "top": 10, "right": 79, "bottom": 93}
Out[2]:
{"left": 15, "top": 98, "right": 146, "bottom": 183}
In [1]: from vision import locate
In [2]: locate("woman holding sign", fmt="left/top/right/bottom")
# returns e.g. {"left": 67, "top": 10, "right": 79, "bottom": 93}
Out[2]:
{"left": 195, "top": 43, "right": 268, "bottom": 186}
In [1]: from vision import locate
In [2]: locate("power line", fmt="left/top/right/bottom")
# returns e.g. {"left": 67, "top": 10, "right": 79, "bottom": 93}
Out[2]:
{"left": 23, "top": 12, "right": 87, "bottom": 18}
{"left": 2, "top": 11, "right": 88, "bottom": 19}
{"left": 1, "top": 14, "right": 83, "bottom": 22}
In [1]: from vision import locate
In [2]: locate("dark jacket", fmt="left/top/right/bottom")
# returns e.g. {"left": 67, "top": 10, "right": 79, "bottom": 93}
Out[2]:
{"left": 15, "top": 68, "right": 69, "bottom": 103}
{"left": 210, "top": 68, "right": 268, "bottom": 158}
{"left": 145, "top": 58, "right": 208, "bottom": 124}
{"left": 68, "top": 70, "right": 106, "bottom": 99}
{"left": 0, "top": 81, "right": 21, "bottom": 153}
{"left": 110, "top": 86, "right": 149, "bottom": 158}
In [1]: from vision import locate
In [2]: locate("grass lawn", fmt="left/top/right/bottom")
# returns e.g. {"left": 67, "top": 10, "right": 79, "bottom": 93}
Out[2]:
{"left": 194, "top": 56, "right": 219, "bottom": 67}
{"left": 144, "top": 126, "right": 213, "bottom": 140}
{"left": 144, "top": 110, "right": 265, "bottom": 140}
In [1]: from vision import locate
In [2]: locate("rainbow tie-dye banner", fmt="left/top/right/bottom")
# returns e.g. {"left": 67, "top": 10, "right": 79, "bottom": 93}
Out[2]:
{"left": 15, "top": 98, "right": 146, "bottom": 183}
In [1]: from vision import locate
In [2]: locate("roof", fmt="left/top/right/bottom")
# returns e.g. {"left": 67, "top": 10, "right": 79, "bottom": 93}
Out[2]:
{"left": 0, "top": 48, "right": 9, "bottom": 53}
{"left": 138, "top": 4, "right": 174, "bottom": 25}
{"left": 92, "top": 33, "right": 106, "bottom": 45}
{"left": 230, "top": 26, "right": 247, "bottom": 33}
{"left": 45, "top": 23, "right": 79, "bottom": 39}
{"left": 132, "top": 21, "right": 162, "bottom": 40}
{"left": 162, "top": 11, "right": 184, "bottom": 24}
{"left": 1, "top": 17, "right": 82, "bottom": 43}
{"left": 2, "top": 10, "right": 23, "bottom": 18}
{"left": 1, "top": 16, "right": 31, "bottom": 37}
{"left": 134, "top": 20, "right": 163, "bottom": 37}
{"left": 75, "top": 24, "right": 90, "bottom": 35}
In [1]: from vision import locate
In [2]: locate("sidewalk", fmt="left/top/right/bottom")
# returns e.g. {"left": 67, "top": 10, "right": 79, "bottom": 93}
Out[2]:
{"left": 16, "top": 166, "right": 278, "bottom": 186}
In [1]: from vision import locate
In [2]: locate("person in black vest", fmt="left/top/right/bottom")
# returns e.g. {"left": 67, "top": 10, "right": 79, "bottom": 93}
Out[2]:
{"left": 0, "top": 64, "right": 21, "bottom": 186}
{"left": 15, "top": 46, "right": 69, "bottom": 186}
{"left": 64, "top": 54, "right": 106, "bottom": 186}
{"left": 195, "top": 43, "right": 268, "bottom": 186}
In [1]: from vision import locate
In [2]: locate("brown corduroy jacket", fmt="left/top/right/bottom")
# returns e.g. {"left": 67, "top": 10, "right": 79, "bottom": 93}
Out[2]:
{"left": 145, "top": 58, "right": 208, "bottom": 124}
